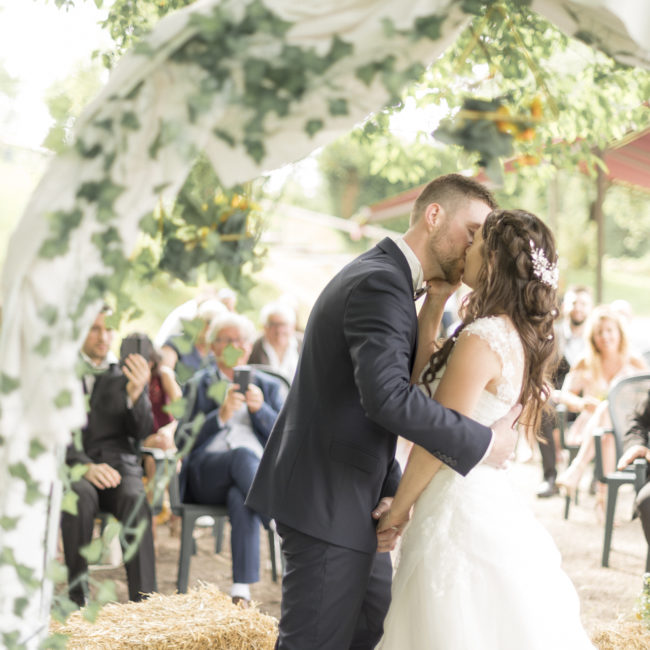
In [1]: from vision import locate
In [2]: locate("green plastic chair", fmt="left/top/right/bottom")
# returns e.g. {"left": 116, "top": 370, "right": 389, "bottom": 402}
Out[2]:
{"left": 593, "top": 373, "right": 650, "bottom": 569}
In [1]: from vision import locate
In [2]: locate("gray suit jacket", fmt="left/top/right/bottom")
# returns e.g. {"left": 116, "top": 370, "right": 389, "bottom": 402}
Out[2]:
{"left": 246, "top": 237, "right": 491, "bottom": 553}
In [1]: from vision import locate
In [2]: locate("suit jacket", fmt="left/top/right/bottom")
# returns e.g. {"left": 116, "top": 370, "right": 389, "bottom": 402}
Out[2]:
{"left": 176, "top": 364, "right": 284, "bottom": 503}
{"left": 65, "top": 364, "right": 154, "bottom": 477}
{"left": 246, "top": 237, "right": 492, "bottom": 553}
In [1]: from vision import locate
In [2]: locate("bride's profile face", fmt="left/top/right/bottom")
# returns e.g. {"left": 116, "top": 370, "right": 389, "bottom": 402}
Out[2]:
{"left": 462, "top": 226, "right": 484, "bottom": 289}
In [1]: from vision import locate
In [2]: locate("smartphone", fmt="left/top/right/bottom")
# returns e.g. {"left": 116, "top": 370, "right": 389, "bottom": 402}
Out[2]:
{"left": 232, "top": 366, "right": 252, "bottom": 393}
{"left": 119, "top": 334, "right": 148, "bottom": 365}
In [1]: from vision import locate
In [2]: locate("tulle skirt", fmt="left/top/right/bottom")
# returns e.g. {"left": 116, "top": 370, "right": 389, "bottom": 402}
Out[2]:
{"left": 377, "top": 465, "right": 595, "bottom": 650}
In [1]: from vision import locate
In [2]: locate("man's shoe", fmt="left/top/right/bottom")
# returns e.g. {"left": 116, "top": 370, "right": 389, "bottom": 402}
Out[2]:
{"left": 232, "top": 596, "right": 250, "bottom": 608}
{"left": 536, "top": 478, "right": 559, "bottom": 498}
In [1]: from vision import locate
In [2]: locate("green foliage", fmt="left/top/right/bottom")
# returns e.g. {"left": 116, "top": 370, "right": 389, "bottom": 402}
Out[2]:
{"left": 0, "top": 373, "right": 20, "bottom": 393}
{"left": 41, "top": 60, "right": 104, "bottom": 154}
{"left": 136, "top": 157, "right": 264, "bottom": 295}
{"left": 207, "top": 379, "right": 229, "bottom": 404}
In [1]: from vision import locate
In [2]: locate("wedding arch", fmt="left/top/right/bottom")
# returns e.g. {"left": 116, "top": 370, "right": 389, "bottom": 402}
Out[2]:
{"left": 1, "top": 0, "right": 648, "bottom": 645}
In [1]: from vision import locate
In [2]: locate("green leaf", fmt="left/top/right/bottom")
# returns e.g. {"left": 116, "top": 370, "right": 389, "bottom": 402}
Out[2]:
{"left": 39, "top": 305, "right": 58, "bottom": 326}
{"left": 80, "top": 538, "right": 104, "bottom": 564}
{"left": 60, "top": 490, "right": 79, "bottom": 515}
{"left": 243, "top": 136, "right": 265, "bottom": 164}
{"left": 102, "top": 518, "right": 121, "bottom": 544}
{"left": 328, "top": 35, "right": 353, "bottom": 64}
{"left": 41, "top": 632, "right": 69, "bottom": 649}
{"left": 25, "top": 482, "right": 43, "bottom": 505}
{"left": 33, "top": 336, "right": 51, "bottom": 356}
{"left": 328, "top": 98, "right": 348, "bottom": 116}
{"left": 305, "top": 119, "right": 324, "bottom": 137}
{"left": 207, "top": 379, "right": 229, "bottom": 404}
{"left": 221, "top": 344, "right": 244, "bottom": 368}
{"left": 28, "top": 439, "right": 47, "bottom": 460}
{"left": 54, "top": 390, "right": 72, "bottom": 409}
{"left": 413, "top": 13, "right": 446, "bottom": 41}
{"left": 46, "top": 560, "right": 69, "bottom": 584}
{"left": 0, "top": 373, "right": 20, "bottom": 393}
{"left": 16, "top": 562, "right": 39, "bottom": 588}
{"left": 175, "top": 362, "right": 196, "bottom": 386}
{"left": 0, "top": 516, "right": 19, "bottom": 531}
{"left": 121, "top": 111, "right": 140, "bottom": 130}
{"left": 96, "top": 578, "right": 117, "bottom": 604}
{"left": 8, "top": 462, "right": 29, "bottom": 482}
{"left": 13, "top": 597, "right": 28, "bottom": 618}
{"left": 163, "top": 397, "right": 188, "bottom": 419}
{"left": 213, "top": 128, "right": 236, "bottom": 147}
{"left": 83, "top": 601, "right": 102, "bottom": 623}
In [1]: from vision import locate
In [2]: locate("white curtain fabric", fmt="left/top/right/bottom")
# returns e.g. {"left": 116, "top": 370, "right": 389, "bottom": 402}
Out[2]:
{"left": 0, "top": 0, "right": 648, "bottom": 645}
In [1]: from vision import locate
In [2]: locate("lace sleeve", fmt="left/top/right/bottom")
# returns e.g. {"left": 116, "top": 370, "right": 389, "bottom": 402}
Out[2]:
{"left": 461, "top": 316, "right": 524, "bottom": 405}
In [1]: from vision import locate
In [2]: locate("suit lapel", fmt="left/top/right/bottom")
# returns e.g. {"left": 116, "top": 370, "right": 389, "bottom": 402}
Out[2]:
{"left": 375, "top": 237, "right": 419, "bottom": 370}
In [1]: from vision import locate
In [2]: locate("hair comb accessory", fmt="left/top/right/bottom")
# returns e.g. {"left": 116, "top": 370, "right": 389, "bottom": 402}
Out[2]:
{"left": 529, "top": 239, "right": 559, "bottom": 289}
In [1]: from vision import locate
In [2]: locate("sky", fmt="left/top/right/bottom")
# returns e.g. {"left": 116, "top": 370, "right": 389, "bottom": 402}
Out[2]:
{"left": 0, "top": 0, "right": 111, "bottom": 148}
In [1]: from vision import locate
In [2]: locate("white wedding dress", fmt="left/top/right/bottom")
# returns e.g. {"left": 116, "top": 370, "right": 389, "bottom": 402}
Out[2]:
{"left": 377, "top": 316, "right": 595, "bottom": 650}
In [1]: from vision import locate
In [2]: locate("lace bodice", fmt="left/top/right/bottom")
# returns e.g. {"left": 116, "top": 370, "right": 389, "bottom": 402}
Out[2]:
{"left": 423, "top": 315, "right": 525, "bottom": 425}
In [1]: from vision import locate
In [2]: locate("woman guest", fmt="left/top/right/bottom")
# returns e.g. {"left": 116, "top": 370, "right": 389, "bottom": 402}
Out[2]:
{"left": 555, "top": 305, "right": 646, "bottom": 511}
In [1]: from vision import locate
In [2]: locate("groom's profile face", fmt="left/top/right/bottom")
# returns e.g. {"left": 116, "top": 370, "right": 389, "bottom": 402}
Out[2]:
{"left": 427, "top": 199, "right": 491, "bottom": 283}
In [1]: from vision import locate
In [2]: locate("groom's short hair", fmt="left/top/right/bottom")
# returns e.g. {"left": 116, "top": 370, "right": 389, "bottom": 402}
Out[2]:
{"left": 410, "top": 174, "right": 497, "bottom": 226}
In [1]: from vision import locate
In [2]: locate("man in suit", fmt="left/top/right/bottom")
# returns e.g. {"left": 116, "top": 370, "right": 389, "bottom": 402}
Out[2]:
{"left": 176, "top": 312, "right": 284, "bottom": 606}
{"left": 61, "top": 306, "right": 156, "bottom": 607}
{"left": 247, "top": 173, "right": 521, "bottom": 649}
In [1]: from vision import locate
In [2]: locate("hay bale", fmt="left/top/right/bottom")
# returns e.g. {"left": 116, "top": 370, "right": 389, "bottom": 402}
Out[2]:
{"left": 51, "top": 583, "right": 278, "bottom": 649}
{"left": 592, "top": 619, "right": 650, "bottom": 649}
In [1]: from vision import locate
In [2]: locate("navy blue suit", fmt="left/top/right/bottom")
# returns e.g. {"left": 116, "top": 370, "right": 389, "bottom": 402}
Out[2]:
{"left": 177, "top": 365, "right": 283, "bottom": 584}
{"left": 246, "top": 238, "right": 492, "bottom": 649}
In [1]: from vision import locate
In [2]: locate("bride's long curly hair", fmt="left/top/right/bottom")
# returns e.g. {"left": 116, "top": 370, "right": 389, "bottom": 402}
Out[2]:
{"left": 421, "top": 209, "right": 560, "bottom": 432}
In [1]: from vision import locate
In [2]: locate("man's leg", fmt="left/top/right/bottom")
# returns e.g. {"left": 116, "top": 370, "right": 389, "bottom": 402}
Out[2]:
{"left": 60, "top": 478, "right": 99, "bottom": 606}
{"left": 275, "top": 522, "right": 389, "bottom": 650}
{"left": 536, "top": 409, "right": 558, "bottom": 498}
{"left": 192, "top": 447, "right": 262, "bottom": 599}
{"left": 350, "top": 551, "right": 392, "bottom": 649}
{"left": 227, "top": 484, "right": 261, "bottom": 584}
{"left": 636, "top": 482, "right": 650, "bottom": 545}
{"left": 101, "top": 473, "right": 157, "bottom": 601}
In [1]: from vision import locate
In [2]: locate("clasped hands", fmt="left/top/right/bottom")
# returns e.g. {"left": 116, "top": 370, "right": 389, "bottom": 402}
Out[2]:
{"left": 373, "top": 497, "right": 409, "bottom": 553}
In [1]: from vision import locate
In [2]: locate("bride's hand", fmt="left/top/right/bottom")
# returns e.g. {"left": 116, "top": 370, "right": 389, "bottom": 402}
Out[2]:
{"left": 374, "top": 499, "right": 409, "bottom": 552}
{"left": 423, "top": 278, "right": 461, "bottom": 303}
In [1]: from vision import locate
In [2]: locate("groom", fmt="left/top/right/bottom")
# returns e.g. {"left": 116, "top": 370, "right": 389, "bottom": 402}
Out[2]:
{"left": 246, "top": 174, "right": 520, "bottom": 649}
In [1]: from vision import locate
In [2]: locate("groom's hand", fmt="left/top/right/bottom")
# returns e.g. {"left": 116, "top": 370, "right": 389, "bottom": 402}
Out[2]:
{"left": 373, "top": 498, "right": 408, "bottom": 552}
{"left": 484, "top": 403, "right": 522, "bottom": 469}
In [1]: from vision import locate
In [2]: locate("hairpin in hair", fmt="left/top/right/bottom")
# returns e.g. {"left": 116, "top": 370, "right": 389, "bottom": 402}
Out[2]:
{"left": 529, "top": 240, "right": 558, "bottom": 289}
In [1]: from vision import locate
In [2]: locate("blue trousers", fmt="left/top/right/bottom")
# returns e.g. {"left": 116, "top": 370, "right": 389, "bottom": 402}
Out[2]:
{"left": 188, "top": 446, "right": 262, "bottom": 584}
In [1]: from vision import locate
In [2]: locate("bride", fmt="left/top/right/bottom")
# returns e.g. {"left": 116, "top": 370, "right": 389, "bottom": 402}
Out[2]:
{"left": 376, "top": 209, "right": 594, "bottom": 649}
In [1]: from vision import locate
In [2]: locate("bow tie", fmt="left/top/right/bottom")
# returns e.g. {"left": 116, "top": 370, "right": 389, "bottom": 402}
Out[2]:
{"left": 413, "top": 287, "right": 427, "bottom": 301}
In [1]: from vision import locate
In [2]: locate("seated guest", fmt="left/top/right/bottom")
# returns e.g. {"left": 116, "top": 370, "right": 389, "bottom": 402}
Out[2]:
{"left": 61, "top": 306, "right": 156, "bottom": 607}
{"left": 176, "top": 312, "right": 284, "bottom": 606}
{"left": 249, "top": 300, "right": 301, "bottom": 379}
{"left": 160, "top": 299, "right": 227, "bottom": 381}
{"left": 555, "top": 305, "right": 646, "bottom": 511}
{"left": 618, "top": 389, "right": 650, "bottom": 551}
{"left": 536, "top": 285, "right": 593, "bottom": 498}
{"left": 121, "top": 333, "right": 182, "bottom": 526}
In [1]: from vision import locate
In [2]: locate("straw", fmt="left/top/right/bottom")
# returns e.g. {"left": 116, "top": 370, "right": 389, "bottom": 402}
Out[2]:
{"left": 51, "top": 583, "right": 278, "bottom": 649}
